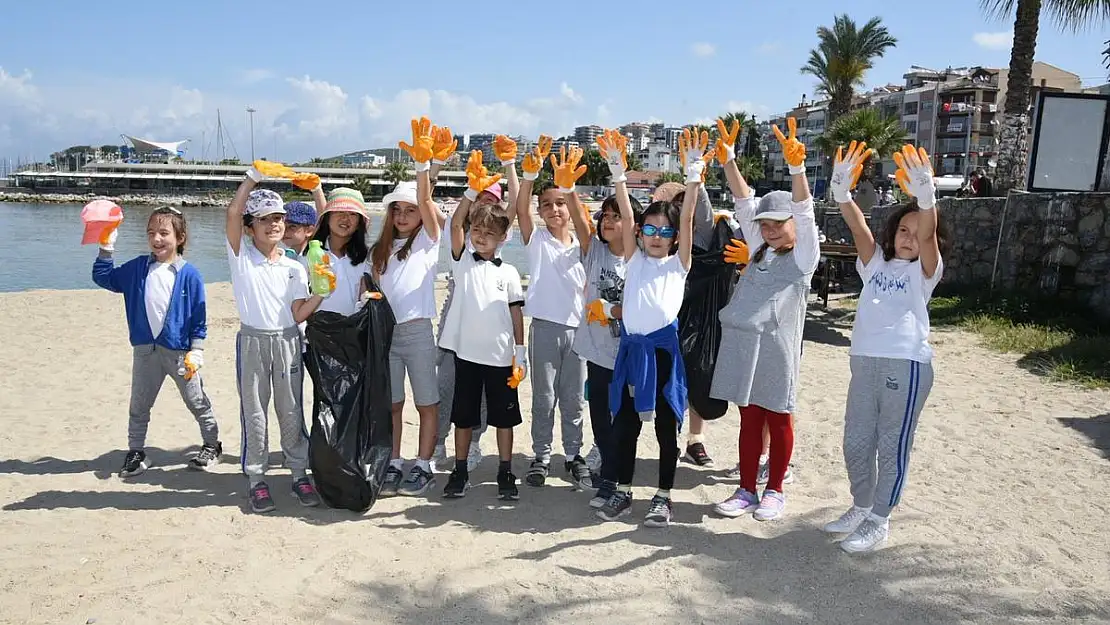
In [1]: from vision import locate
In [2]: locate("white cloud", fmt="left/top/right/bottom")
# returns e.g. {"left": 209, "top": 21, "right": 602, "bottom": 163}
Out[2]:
{"left": 0, "top": 68, "right": 591, "bottom": 162}
{"left": 240, "top": 68, "right": 275, "bottom": 84}
{"left": 973, "top": 31, "right": 1013, "bottom": 50}
{"left": 691, "top": 42, "right": 717, "bottom": 57}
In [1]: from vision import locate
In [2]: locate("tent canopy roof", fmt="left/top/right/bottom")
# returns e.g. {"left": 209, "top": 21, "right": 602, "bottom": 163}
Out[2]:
{"left": 123, "top": 135, "right": 188, "bottom": 153}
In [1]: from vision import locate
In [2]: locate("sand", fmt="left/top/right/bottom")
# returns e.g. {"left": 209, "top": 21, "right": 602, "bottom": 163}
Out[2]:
{"left": 1, "top": 285, "right": 1107, "bottom": 625}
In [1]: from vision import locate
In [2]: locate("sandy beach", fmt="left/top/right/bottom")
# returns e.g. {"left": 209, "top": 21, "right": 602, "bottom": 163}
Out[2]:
{"left": 1, "top": 283, "right": 1108, "bottom": 625}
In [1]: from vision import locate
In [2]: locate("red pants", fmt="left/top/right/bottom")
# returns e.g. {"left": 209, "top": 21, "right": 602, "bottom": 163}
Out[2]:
{"left": 739, "top": 404, "right": 793, "bottom": 493}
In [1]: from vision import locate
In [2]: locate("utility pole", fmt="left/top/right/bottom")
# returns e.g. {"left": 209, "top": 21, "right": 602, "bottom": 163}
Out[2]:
{"left": 247, "top": 107, "right": 257, "bottom": 162}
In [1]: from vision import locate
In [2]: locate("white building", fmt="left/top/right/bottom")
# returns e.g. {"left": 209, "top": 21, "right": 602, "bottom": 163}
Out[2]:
{"left": 637, "top": 143, "right": 679, "bottom": 174}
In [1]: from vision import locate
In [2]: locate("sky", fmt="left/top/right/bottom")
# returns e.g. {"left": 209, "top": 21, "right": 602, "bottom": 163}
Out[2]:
{"left": 1, "top": 0, "right": 1108, "bottom": 164}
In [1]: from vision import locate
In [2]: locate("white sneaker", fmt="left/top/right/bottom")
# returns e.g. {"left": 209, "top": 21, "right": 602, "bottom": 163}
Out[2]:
{"left": 823, "top": 505, "right": 872, "bottom": 534}
{"left": 753, "top": 490, "right": 786, "bottom": 521}
{"left": 841, "top": 517, "right": 889, "bottom": 553}
{"left": 430, "top": 444, "right": 448, "bottom": 473}
{"left": 757, "top": 461, "right": 794, "bottom": 485}
{"left": 714, "top": 488, "right": 760, "bottom": 518}
{"left": 466, "top": 442, "right": 483, "bottom": 472}
{"left": 584, "top": 444, "right": 602, "bottom": 473}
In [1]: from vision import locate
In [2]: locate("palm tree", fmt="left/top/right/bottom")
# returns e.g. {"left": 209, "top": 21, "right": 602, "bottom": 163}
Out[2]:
{"left": 736, "top": 156, "right": 766, "bottom": 183}
{"left": 352, "top": 175, "right": 375, "bottom": 198}
{"left": 384, "top": 161, "right": 409, "bottom": 186}
{"left": 800, "top": 15, "right": 898, "bottom": 125}
{"left": 655, "top": 172, "right": 685, "bottom": 186}
{"left": 626, "top": 150, "right": 643, "bottom": 172}
{"left": 814, "top": 108, "right": 908, "bottom": 176}
{"left": 981, "top": 0, "right": 1110, "bottom": 193}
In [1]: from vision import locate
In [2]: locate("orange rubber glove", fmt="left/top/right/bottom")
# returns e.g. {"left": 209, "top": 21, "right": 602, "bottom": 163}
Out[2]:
{"left": 291, "top": 172, "right": 321, "bottom": 191}
{"left": 723, "top": 239, "right": 750, "bottom": 265}
{"left": 431, "top": 125, "right": 457, "bottom": 164}
{"left": 772, "top": 117, "right": 806, "bottom": 174}
{"left": 550, "top": 145, "right": 587, "bottom": 193}
{"left": 399, "top": 117, "right": 435, "bottom": 170}
{"left": 493, "top": 135, "right": 518, "bottom": 166}
{"left": 463, "top": 150, "right": 502, "bottom": 201}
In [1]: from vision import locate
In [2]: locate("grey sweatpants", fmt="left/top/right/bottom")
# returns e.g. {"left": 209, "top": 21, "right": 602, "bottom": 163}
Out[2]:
{"left": 128, "top": 345, "right": 219, "bottom": 451}
{"left": 843, "top": 356, "right": 934, "bottom": 518}
{"left": 436, "top": 347, "right": 486, "bottom": 445}
{"left": 236, "top": 325, "right": 310, "bottom": 482}
{"left": 528, "top": 318, "right": 586, "bottom": 461}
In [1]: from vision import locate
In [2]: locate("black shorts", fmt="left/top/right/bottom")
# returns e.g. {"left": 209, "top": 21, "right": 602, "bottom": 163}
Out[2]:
{"left": 451, "top": 356, "right": 523, "bottom": 429}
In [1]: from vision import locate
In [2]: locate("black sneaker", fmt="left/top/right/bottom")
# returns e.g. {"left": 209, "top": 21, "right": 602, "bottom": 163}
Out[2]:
{"left": 119, "top": 450, "right": 149, "bottom": 478}
{"left": 380, "top": 465, "right": 404, "bottom": 497}
{"left": 497, "top": 470, "right": 520, "bottom": 501}
{"left": 596, "top": 490, "right": 633, "bottom": 521}
{"left": 443, "top": 469, "right": 470, "bottom": 498}
{"left": 565, "top": 456, "right": 593, "bottom": 490}
{"left": 188, "top": 442, "right": 222, "bottom": 471}
{"left": 685, "top": 442, "right": 714, "bottom": 467}
{"left": 292, "top": 477, "right": 321, "bottom": 507}
{"left": 644, "top": 495, "right": 673, "bottom": 528}
{"left": 525, "top": 460, "right": 549, "bottom": 487}
{"left": 249, "top": 481, "right": 276, "bottom": 513}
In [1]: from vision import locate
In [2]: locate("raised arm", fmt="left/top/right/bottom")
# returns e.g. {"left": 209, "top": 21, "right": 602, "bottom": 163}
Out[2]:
{"left": 773, "top": 117, "right": 811, "bottom": 204}
{"left": 398, "top": 116, "right": 440, "bottom": 242}
{"left": 450, "top": 196, "right": 472, "bottom": 260}
{"left": 830, "top": 141, "right": 876, "bottom": 264}
{"left": 429, "top": 124, "right": 458, "bottom": 228}
{"left": 226, "top": 177, "right": 256, "bottom": 255}
{"left": 493, "top": 134, "right": 520, "bottom": 218}
{"left": 551, "top": 143, "right": 590, "bottom": 254}
{"left": 515, "top": 135, "right": 551, "bottom": 245}
{"left": 896, "top": 144, "right": 941, "bottom": 279}
{"left": 715, "top": 118, "right": 752, "bottom": 200}
{"left": 678, "top": 127, "right": 710, "bottom": 272}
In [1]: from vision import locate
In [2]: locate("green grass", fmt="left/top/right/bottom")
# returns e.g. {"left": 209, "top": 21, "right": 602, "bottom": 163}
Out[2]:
{"left": 929, "top": 292, "right": 1110, "bottom": 389}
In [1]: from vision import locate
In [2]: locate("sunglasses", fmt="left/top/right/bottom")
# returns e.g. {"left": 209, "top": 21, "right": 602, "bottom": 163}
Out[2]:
{"left": 641, "top": 224, "right": 676, "bottom": 239}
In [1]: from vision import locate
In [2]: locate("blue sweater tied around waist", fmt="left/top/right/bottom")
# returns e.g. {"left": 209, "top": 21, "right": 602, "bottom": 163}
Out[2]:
{"left": 610, "top": 320, "right": 687, "bottom": 428}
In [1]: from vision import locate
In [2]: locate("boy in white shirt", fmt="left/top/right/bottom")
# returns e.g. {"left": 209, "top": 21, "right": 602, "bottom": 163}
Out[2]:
{"left": 438, "top": 151, "right": 527, "bottom": 501}
{"left": 513, "top": 137, "right": 591, "bottom": 490}
{"left": 226, "top": 166, "right": 334, "bottom": 513}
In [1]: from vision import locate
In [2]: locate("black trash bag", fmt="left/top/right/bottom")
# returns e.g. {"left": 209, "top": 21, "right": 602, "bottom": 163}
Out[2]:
{"left": 678, "top": 218, "right": 740, "bottom": 421}
{"left": 304, "top": 275, "right": 395, "bottom": 512}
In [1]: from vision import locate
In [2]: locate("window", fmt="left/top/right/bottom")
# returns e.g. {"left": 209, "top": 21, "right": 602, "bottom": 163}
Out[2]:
{"left": 903, "top": 120, "right": 918, "bottom": 133}
{"left": 919, "top": 119, "right": 932, "bottom": 132}
{"left": 904, "top": 101, "right": 919, "bottom": 116}
{"left": 922, "top": 100, "right": 935, "bottom": 112}
{"left": 982, "top": 91, "right": 997, "bottom": 103}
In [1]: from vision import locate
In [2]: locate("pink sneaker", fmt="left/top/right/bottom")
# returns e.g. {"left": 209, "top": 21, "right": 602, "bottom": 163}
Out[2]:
{"left": 753, "top": 490, "right": 785, "bottom": 521}
{"left": 714, "top": 488, "right": 760, "bottom": 518}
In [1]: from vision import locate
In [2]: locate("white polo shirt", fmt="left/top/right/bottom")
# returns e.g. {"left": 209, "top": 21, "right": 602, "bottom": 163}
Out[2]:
{"left": 228, "top": 237, "right": 309, "bottom": 330}
{"left": 380, "top": 228, "right": 439, "bottom": 324}
{"left": 524, "top": 227, "right": 586, "bottom": 327}
{"left": 621, "top": 250, "right": 689, "bottom": 336}
{"left": 438, "top": 251, "right": 524, "bottom": 367}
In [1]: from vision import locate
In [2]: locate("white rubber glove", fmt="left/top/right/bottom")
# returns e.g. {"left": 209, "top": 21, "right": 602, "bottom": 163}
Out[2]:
{"left": 463, "top": 188, "right": 479, "bottom": 202}
{"left": 99, "top": 229, "right": 118, "bottom": 253}
{"left": 829, "top": 159, "right": 857, "bottom": 204}
{"left": 904, "top": 162, "right": 937, "bottom": 210}
{"left": 515, "top": 345, "right": 528, "bottom": 380}
{"left": 413, "top": 160, "right": 431, "bottom": 173}
{"left": 178, "top": 350, "right": 203, "bottom": 379}
{"left": 603, "top": 149, "right": 626, "bottom": 184}
{"left": 245, "top": 166, "right": 267, "bottom": 182}
{"left": 684, "top": 159, "right": 705, "bottom": 185}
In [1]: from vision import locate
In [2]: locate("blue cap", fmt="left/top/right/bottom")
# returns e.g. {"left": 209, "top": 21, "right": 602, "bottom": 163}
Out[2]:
{"left": 283, "top": 201, "right": 317, "bottom": 226}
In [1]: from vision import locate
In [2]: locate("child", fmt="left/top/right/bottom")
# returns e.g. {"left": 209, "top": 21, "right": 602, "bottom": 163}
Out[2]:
{"left": 438, "top": 150, "right": 526, "bottom": 501}
{"left": 371, "top": 117, "right": 444, "bottom": 497}
{"left": 309, "top": 187, "right": 370, "bottom": 316}
{"left": 822, "top": 143, "right": 945, "bottom": 552}
{"left": 281, "top": 201, "right": 318, "bottom": 258}
{"left": 571, "top": 130, "right": 643, "bottom": 509}
{"left": 513, "top": 134, "right": 591, "bottom": 490}
{"left": 226, "top": 164, "right": 333, "bottom": 513}
{"left": 92, "top": 205, "right": 222, "bottom": 477}
{"left": 431, "top": 135, "right": 519, "bottom": 472}
{"left": 711, "top": 117, "right": 818, "bottom": 522}
{"left": 596, "top": 129, "right": 707, "bottom": 527}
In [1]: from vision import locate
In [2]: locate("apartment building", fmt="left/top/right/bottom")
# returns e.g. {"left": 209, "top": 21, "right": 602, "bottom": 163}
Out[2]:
{"left": 620, "top": 122, "right": 652, "bottom": 151}
{"left": 636, "top": 142, "right": 679, "bottom": 174}
{"left": 574, "top": 125, "right": 602, "bottom": 147}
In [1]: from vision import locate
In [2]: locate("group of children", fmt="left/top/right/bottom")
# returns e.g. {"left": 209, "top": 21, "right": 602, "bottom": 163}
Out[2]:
{"left": 92, "top": 114, "right": 946, "bottom": 552}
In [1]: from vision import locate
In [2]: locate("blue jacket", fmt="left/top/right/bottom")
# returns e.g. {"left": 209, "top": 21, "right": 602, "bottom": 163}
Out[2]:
{"left": 610, "top": 321, "right": 687, "bottom": 428}
{"left": 92, "top": 252, "right": 207, "bottom": 351}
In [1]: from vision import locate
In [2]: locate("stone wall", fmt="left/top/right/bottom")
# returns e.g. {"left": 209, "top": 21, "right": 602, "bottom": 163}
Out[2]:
{"left": 870, "top": 193, "right": 1110, "bottom": 319}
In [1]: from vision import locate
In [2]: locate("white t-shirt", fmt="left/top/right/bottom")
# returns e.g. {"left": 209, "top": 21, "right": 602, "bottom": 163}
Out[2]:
{"left": 438, "top": 252, "right": 524, "bottom": 367}
{"left": 316, "top": 244, "right": 369, "bottom": 317}
{"left": 144, "top": 262, "right": 176, "bottom": 340}
{"left": 524, "top": 227, "right": 586, "bottom": 327}
{"left": 228, "top": 237, "right": 309, "bottom": 330}
{"left": 621, "top": 250, "right": 689, "bottom": 336}
{"left": 850, "top": 245, "right": 944, "bottom": 363}
{"left": 380, "top": 228, "right": 439, "bottom": 324}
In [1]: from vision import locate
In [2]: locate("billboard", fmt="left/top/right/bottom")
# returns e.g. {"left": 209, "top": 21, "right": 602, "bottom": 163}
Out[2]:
{"left": 1027, "top": 92, "right": 1110, "bottom": 192}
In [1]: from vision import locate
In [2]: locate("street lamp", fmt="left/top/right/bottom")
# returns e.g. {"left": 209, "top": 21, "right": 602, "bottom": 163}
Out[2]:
{"left": 246, "top": 107, "right": 257, "bottom": 162}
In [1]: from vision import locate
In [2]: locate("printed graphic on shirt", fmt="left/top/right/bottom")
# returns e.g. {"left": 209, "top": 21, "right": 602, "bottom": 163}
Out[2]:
{"left": 595, "top": 267, "right": 624, "bottom": 303}
{"left": 868, "top": 270, "right": 910, "bottom": 294}
{"left": 885, "top": 375, "right": 899, "bottom": 390}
